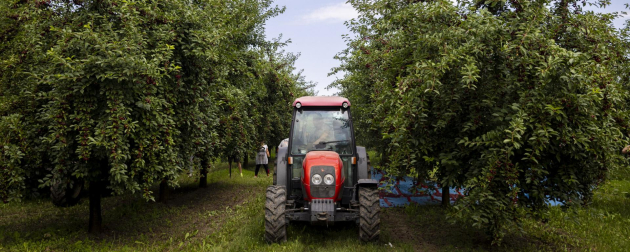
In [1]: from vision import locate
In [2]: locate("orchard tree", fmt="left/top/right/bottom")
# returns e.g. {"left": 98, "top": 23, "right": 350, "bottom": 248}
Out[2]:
{"left": 212, "top": 46, "right": 314, "bottom": 177}
{"left": 333, "top": 0, "right": 630, "bottom": 243}
{"left": 248, "top": 44, "right": 316, "bottom": 152}
{"left": 0, "top": 0, "right": 306, "bottom": 233}
{"left": 0, "top": 0, "right": 61, "bottom": 204}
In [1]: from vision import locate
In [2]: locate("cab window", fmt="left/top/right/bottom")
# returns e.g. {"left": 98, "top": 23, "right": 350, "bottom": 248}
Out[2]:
{"left": 291, "top": 108, "right": 352, "bottom": 155}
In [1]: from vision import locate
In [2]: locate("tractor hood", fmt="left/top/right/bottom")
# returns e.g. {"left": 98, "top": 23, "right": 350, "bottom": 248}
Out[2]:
{"left": 302, "top": 151, "right": 345, "bottom": 201}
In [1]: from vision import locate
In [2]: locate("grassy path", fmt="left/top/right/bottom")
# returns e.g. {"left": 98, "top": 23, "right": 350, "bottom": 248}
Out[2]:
{"left": 0, "top": 163, "right": 272, "bottom": 251}
{"left": 1, "top": 159, "right": 629, "bottom": 251}
{"left": 0, "top": 162, "right": 408, "bottom": 251}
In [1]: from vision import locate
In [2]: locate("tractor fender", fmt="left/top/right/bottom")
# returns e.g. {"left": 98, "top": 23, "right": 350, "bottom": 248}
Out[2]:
{"left": 275, "top": 146, "right": 288, "bottom": 187}
{"left": 357, "top": 179, "right": 379, "bottom": 188}
{"left": 354, "top": 179, "right": 379, "bottom": 207}
{"left": 356, "top": 146, "right": 370, "bottom": 180}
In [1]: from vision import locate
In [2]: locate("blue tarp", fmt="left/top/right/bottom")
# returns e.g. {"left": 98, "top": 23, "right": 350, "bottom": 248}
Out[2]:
{"left": 373, "top": 170, "right": 463, "bottom": 207}
{"left": 374, "top": 170, "right": 561, "bottom": 207}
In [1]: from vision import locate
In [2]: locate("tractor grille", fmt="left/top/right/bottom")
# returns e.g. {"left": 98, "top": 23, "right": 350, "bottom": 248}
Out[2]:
{"left": 310, "top": 165, "right": 335, "bottom": 198}
{"left": 311, "top": 199, "right": 334, "bottom": 212}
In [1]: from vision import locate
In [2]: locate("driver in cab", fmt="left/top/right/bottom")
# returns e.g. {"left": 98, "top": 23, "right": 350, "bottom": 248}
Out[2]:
{"left": 308, "top": 113, "right": 332, "bottom": 147}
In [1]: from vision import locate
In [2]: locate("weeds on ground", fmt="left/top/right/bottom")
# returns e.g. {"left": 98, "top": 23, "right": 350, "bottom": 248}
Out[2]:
{"left": 2, "top": 153, "right": 629, "bottom": 251}
{"left": 400, "top": 172, "right": 630, "bottom": 251}
{"left": 0, "top": 161, "right": 269, "bottom": 251}
{"left": 534, "top": 179, "right": 630, "bottom": 251}
{"left": 0, "top": 159, "right": 411, "bottom": 251}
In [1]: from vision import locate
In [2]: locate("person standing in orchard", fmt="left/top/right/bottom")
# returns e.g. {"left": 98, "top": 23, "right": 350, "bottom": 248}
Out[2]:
{"left": 228, "top": 151, "right": 243, "bottom": 178}
{"left": 255, "top": 141, "right": 270, "bottom": 177}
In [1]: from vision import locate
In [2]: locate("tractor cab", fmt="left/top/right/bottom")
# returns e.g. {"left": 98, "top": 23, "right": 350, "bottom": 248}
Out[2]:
{"left": 289, "top": 105, "right": 355, "bottom": 190}
{"left": 266, "top": 96, "right": 380, "bottom": 243}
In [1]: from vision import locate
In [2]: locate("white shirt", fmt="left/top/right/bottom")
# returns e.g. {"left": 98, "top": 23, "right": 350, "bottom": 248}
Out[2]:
{"left": 256, "top": 144, "right": 269, "bottom": 165}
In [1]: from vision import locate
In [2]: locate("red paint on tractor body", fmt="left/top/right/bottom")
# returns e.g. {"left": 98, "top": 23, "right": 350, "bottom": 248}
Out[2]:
{"left": 292, "top": 96, "right": 351, "bottom": 107}
{"left": 301, "top": 151, "right": 345, "bottom": 202}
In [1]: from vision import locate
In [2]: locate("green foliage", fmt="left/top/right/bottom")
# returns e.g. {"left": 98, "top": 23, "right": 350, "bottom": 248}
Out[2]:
{"left": 333, "top": 0, "right": 630, "bottom": 243}
{"left": 0, "top": 0, "right": 311, "bottom": 203}
{"left": 213, "top": 43, "right": 314, "bottom": 163}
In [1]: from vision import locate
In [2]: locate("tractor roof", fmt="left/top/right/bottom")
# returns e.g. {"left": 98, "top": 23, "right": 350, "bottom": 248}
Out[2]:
{"left": 292, "top": 96, "right": 351, "bottom": 107}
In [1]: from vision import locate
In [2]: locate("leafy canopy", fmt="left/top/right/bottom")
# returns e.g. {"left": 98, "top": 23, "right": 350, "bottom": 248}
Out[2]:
{"left": 0, "top": 0, "right": 312, "bottom": 202}
{"left": 333, "top": 0, "right": 630, "bottom": 242}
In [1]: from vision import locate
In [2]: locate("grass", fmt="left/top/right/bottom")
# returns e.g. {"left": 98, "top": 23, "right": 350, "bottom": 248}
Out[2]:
{"left": 1, "top": 152, "right": 630, "bottom": 251}
{"left": 0, "top": 159, "right": 411, "bottom": 251}
{"left": 0, "top": 160, "right": 271, "bottom": 252}
{"left": 367, "top": 147, "right": 630, "bottom": 251}
{"left": 536, "top": 179, "right": 630, "bottom": 251}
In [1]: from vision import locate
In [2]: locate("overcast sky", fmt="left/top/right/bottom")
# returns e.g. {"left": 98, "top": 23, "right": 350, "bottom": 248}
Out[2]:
{"left": 264, "top": 1, "right": 629, "bottom": 96}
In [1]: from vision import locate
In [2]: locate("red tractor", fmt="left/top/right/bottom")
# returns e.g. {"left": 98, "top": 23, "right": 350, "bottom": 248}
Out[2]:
{"left": 266, "top": 96, "right": 380, "bottom": 243}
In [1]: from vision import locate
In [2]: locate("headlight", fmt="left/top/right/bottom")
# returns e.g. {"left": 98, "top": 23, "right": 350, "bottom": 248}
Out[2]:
{"left": 342, "top": 102, "right": 348, "bottom": 109}
{"left": 324, "top": 174, "right": 334, "bottom": 185}
{"left": 295, "top": 102, "right": 302, "bottom": 109}
{"left": 312, "top": 174, "right": 322, "bottom": 185}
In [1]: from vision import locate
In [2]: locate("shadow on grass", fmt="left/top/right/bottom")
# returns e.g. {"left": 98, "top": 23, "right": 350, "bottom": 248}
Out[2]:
{"left": 0, "top": 164, "right": 270, "bottom": 251}
{"left": 287, "top": 221, "right": 361, "bottom": 241}
{"left": 387, "top": 204, "right": 579, "bottom": 252}
{"left": 237, "top": 213, "right": 395, "bottom": 252}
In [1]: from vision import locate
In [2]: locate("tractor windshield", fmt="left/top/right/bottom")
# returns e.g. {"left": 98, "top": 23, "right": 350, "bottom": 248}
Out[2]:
{"left": 291, "top": 108, "right": 352, "bottom": 155}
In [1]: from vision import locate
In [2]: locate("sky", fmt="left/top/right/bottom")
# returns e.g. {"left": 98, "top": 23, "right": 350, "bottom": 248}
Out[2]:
{"left": 264, "top": 1, "right": 629, "bottom": 97}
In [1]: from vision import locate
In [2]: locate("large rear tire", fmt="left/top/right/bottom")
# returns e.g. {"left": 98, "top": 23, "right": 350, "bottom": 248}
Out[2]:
{"left": 265, "top": 185, "right": 287, "bottom": 243}
{"left": 359, "top": 187, "right": 380, "bottom": 242}
{"left": 51, "top": 179, "right": 83, "bottom": 207}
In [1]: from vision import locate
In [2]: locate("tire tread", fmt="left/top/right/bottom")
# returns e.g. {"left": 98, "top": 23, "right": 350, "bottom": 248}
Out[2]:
{"left": 358, "top": 187, "right": 380, "bottom": 242}
{"left": 264, "top": 185, "right": 287, "bottom": 243}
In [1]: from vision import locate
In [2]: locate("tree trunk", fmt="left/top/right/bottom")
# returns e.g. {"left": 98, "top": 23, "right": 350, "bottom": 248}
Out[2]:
{"left": 88, "top": 179, "right": 104, "bottom": 233}
{"left": 442, "top": 185, "right": 450, "bottom": 207}
{"left": 158, "top": 179, "right": 168, "bottom": 203}
{"left": 380, "top": 150, "right": 390, "bottom": 167}
{"left": 199, "top": 158, "right": 208, "bottom": 188}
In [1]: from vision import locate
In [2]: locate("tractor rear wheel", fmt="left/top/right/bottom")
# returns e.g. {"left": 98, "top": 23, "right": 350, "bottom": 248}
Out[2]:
{"left": 265, "top": 185, "right": 287, "bottom": 243}
{"left": 358, "top": 187, "right": 380, "bottom": 242}
{"left": 51, "top": 179, "right": 83, "bottom": 207}
{"left": 273, "top": 171, "right": 277, "bottom": 185}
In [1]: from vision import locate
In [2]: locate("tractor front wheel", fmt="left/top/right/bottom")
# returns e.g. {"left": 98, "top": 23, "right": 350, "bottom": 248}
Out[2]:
{"left": 265, "top": 185, "right": 287, "bottom": 243}
{"left": 358, "top": 186, "right": 380, "bottom": 242}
